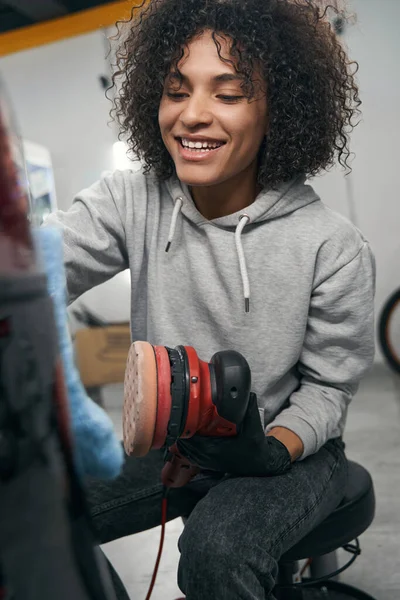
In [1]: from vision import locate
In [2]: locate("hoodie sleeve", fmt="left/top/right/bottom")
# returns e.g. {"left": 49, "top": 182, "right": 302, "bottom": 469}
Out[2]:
{"left": 44, "top": 171, "right": 129, "bottom": 304}
{"left": 265, "top": 241, "right": 376, "bottom": 459}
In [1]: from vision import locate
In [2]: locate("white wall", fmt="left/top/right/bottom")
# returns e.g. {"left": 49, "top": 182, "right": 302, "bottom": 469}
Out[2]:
{"left": 0, "top": 30, "right": 116, "bottom": 211}
{"left": 0, "top": 30, "right": 132, "bottom": 322}
{"left": 311, "top": 0, "right": 400, "bottom": 361}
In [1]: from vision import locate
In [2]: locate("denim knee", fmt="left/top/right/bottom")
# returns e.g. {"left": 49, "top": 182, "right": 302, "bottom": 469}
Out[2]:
{"left": 179, "top": 518, "right": 237, "bottom": 574}
{"left": 178, "top": 489, "right": 276, "bottom": 569}
{"left": 177, "top": 513, "right": 276, "bottom": 599}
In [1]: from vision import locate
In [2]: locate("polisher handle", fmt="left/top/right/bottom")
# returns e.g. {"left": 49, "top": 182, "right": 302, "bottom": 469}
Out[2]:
{"left": 161, "top": 443, "right": 200, "bottom": 488}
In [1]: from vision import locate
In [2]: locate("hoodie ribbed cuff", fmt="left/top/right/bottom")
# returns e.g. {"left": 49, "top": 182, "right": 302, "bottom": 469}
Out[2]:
{"left": 265, "top": 414, "right": 318, "bottom": 460}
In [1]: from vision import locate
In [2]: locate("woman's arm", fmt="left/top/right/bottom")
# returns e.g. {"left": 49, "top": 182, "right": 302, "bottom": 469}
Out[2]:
{"left": 265, "top": 242, "right": 376, "bottom": 460}
{"left": 44, "top": 171, "right": 129, "bottom": 304}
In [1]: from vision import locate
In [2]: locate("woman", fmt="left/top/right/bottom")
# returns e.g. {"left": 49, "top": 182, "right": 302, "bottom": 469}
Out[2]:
{"left": 46, "top": 1, "right": 375, "bottom": 597}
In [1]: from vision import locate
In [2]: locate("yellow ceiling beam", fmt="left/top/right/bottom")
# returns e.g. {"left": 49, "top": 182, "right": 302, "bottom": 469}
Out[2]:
{"left": 0, "top": 1, "right": 144, "bottom": 58}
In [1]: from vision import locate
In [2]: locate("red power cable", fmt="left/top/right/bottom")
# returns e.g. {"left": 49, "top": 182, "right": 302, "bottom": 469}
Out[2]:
{"left": 145, "top": 495, "right": 169, "bottom": 600}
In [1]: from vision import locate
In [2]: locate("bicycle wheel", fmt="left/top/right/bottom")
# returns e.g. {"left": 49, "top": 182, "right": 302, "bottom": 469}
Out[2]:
{"left": 378, "top": 288, "right": 400, "bottom": 374}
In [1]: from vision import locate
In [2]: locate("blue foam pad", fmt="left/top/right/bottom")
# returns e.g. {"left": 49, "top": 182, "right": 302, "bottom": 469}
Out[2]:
{"left": 35, "top": 227, "right": 124, "bottom": 479}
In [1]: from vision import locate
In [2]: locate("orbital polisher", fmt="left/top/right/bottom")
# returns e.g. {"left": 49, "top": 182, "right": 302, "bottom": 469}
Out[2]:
{"left": 123, "top": 341, "right": 253, "bottom": 487}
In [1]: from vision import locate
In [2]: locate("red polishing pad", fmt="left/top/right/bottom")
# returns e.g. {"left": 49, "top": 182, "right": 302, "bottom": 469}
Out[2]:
{"left": 123, "top": 341, "right": 158, "bottom": 457}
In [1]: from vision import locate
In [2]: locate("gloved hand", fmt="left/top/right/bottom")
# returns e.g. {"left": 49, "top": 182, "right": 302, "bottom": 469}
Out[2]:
{"left": 176, "top": 393, "right": 292, "bottom": 477}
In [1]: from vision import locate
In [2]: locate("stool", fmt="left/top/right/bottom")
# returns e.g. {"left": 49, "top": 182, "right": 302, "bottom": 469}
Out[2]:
{"left": 274, "top": 461, "right": 377, "bottom": 599}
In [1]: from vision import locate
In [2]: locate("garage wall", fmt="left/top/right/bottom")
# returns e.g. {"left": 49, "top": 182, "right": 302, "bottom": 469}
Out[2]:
{"left": 311, "top": 0, "right": 400, "bottom": 361}
{"left": 0, "top": 29, "right": 133, "bottom": 322}
{"left": 0, "top": 29, "right": 116, "bottom": 211}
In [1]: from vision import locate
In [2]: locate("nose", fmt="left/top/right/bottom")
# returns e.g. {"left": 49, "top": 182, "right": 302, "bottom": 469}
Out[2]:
{"left": 179, "top": 93, "right": 213, "bottom": 129}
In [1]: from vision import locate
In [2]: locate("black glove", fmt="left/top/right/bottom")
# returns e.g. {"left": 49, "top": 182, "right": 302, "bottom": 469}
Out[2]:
{"left": 175, "top": 394, "right": 292, "bottom": 477}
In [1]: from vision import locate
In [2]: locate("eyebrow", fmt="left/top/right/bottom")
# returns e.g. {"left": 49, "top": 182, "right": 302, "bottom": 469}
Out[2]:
{"left": 214, "top": 73, "right": 243, "bottom": 83}
{"left": 168, "top": 72, "right": 243, "bottom": 84}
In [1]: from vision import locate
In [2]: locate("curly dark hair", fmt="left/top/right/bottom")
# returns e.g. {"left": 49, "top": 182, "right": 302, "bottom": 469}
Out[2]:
{"left": 111, "top": 0, "right": 360, "bottom": 188}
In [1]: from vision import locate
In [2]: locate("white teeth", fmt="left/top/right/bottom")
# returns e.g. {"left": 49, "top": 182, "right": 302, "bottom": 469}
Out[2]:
{"left": 181, "top": 138, "right": 222, "bottom": 150}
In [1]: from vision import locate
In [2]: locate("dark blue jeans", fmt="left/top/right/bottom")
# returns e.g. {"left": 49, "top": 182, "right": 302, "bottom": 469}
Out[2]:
{"left": 86, "top": 438, "right": 347, "bottom": 600}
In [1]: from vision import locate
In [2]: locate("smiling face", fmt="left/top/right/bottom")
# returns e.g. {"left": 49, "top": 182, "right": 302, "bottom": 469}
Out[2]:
{"left": 158, "top": 30, "right": 268, "bottom": 189}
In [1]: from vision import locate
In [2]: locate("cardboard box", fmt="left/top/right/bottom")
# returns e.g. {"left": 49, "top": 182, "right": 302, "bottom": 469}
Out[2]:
{"left": 74, "top": 324, "right": 131, "bottom": 387}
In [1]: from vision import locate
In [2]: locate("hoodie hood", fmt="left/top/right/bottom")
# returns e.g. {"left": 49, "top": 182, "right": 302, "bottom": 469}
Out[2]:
{"left": 165, "top": 174, "right": 320, "bottom": 312}
{"left": 165, "top": 174, "right": 320, "bottom": 229}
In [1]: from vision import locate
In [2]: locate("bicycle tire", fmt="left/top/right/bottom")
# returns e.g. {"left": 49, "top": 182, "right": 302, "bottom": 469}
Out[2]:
{"left": 378, "top": 288, "right": 400, "bottom": 374}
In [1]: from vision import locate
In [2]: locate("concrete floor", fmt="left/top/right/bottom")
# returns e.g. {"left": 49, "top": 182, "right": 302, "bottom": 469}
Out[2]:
{"left": 101, "top": 365, "right": 400, "bottom": 600}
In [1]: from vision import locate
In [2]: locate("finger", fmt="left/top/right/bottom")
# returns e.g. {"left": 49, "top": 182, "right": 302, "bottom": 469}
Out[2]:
{"left": 177, "top": 436, "right": 223, "bottom": 455}
{"left": 176, "top": 438, "right": 209, "bottom": 461}
{"left": 175, "top": 440, "right": 217, "bottom": 470}
{"left": 176, "top": 437, "right": 227, "bottom": 463}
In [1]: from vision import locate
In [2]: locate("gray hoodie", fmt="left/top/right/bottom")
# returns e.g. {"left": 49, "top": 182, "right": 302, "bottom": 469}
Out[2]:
{"left": 46, "top": 168, "right": 375, "bottom": 459}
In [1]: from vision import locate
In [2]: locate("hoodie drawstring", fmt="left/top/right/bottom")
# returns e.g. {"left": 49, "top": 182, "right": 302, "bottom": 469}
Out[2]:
{"left": 165, "top": 199, "right": 251, "bottom": 313}
{"left": 165, "top": 197, "right": 183, "bottom": 253}
{"left": 235, "top": 214, "right": 251, "bottom": 313}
